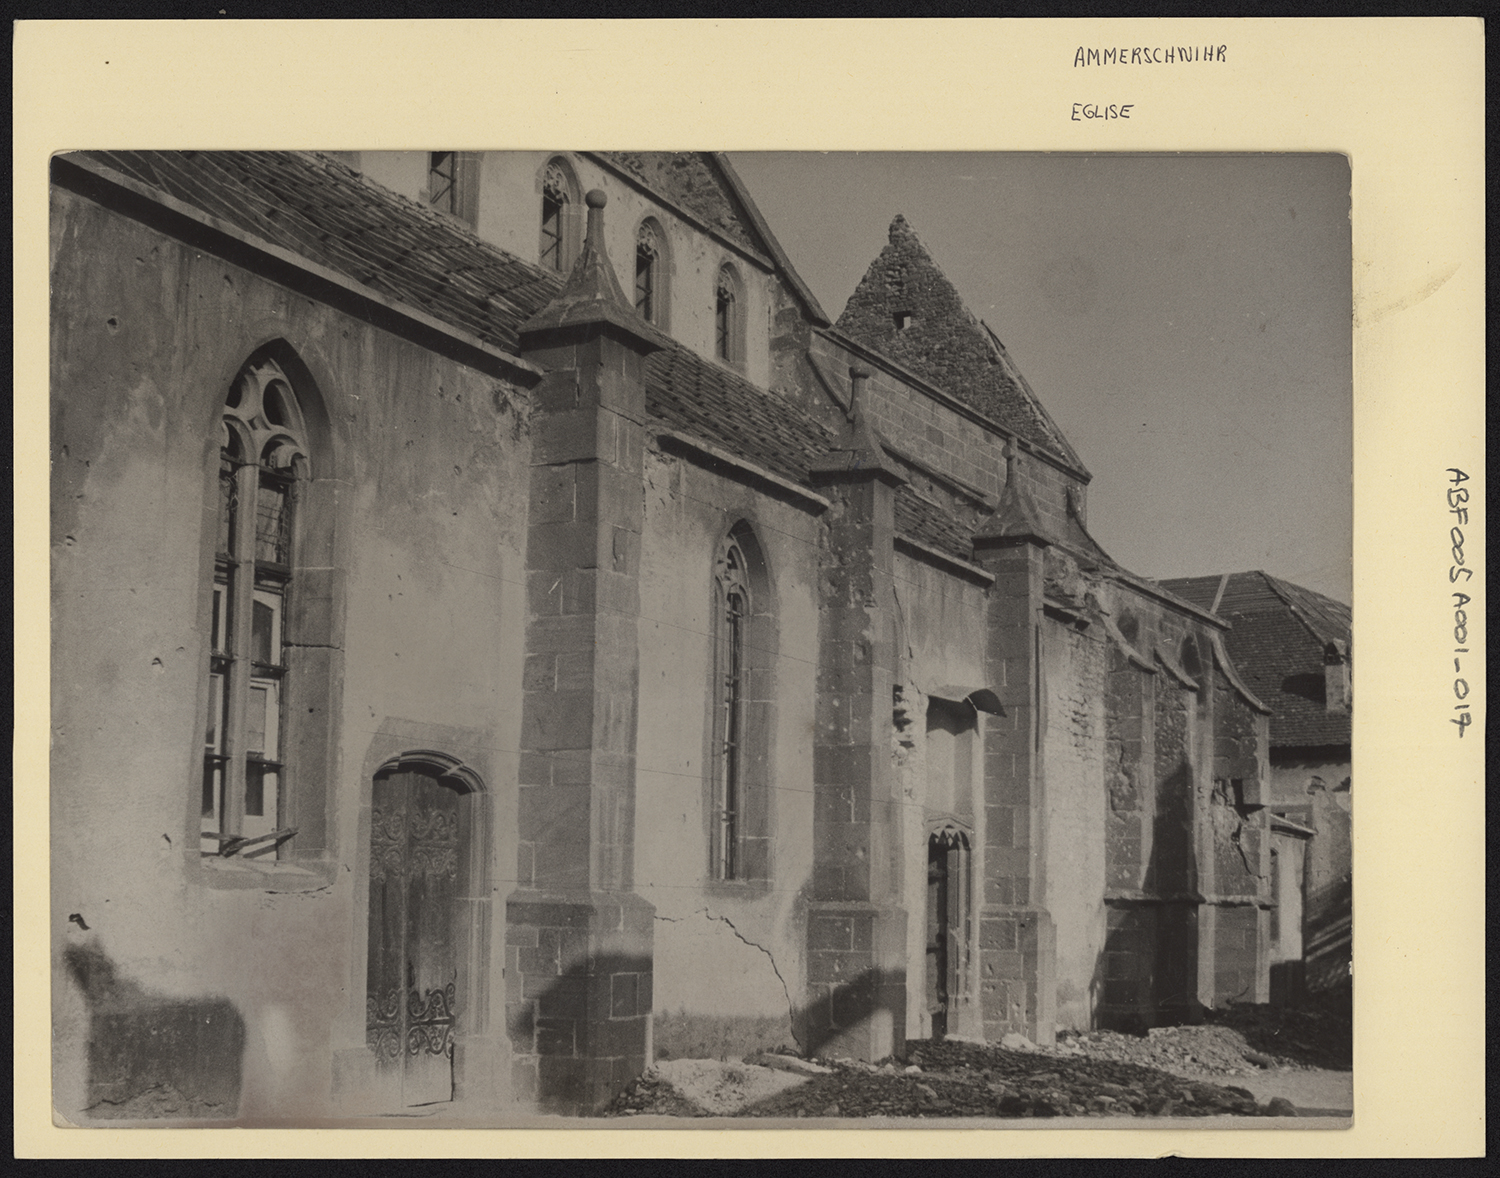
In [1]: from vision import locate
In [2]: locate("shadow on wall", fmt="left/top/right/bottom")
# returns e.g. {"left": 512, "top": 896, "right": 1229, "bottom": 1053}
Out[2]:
{"left": 799, "top": 966, "right": 908, "bottom": 1062}
{"left": 510, "top": 951, "right": 655, "bottom": 1116}
{"left": 1093, "top": 757, "right": 1203, "bottom": 1035}
{"left": 519, "top": 961, "right": 907, "bottom": 1111}
{"left": 63, "top": 942, "right": 246, "bottom": 1120}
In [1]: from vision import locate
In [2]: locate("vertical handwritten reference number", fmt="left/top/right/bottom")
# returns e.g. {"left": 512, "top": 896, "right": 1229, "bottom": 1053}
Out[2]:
{"left": 1448, "top": 468, "right": 1475, "bottom": 736}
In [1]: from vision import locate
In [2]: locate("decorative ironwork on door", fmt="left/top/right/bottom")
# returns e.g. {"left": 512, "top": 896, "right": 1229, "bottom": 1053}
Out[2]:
{"left": 366, "top": 770, "right": 463, "bottom": 1106}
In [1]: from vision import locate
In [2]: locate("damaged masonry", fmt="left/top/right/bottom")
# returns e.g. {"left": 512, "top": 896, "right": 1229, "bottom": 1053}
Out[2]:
{"left": 51, "top": 151, "right": 1315, "bottom": 1123}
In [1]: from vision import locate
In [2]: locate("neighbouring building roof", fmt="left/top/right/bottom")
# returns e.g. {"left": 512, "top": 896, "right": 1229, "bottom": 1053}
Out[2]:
{"left": 1160, "top": 571, "right": 1352, "bottom": 749}
{"left": 836, "top": 214, "right": 1086, "bottom": 473}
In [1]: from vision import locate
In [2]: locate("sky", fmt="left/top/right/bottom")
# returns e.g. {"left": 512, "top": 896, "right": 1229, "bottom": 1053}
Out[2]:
{"left": 728, "top": 153, "right": 1353, "bottom": 605}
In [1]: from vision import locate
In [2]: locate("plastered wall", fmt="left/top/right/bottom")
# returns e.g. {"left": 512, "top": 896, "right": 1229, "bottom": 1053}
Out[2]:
{"left": 50, "top": 187, "right": 532, "bottom": 1121}
{"left": 633, "top": 446, "right": 821, "bottom": 1058}
{"left": 357, "top": 150, "right": 779, "bottom": 391}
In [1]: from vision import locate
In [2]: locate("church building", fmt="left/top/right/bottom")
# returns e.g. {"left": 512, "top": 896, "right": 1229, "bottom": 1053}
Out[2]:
{"left": 49, "top": 150, "right": 1276, "bottom": 1121}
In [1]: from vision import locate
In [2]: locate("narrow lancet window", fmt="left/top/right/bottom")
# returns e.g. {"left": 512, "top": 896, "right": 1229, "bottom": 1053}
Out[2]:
{"left": 635, "top": 221, "right": 661, "bottom": 323}
{"left": 712, "top": 537, "right": 751, "bottom": 879}
{"left": 714, "top": 266, "right": 738, "bottom": 363}
{"left": 540, "top": 161, "right": 571, "bottom": 272}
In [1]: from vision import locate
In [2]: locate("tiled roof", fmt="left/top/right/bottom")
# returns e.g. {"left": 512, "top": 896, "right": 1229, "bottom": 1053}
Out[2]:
{"left": 895, "top": 488, "right": 975, "bottom": 563}
{"left": 836, "top": 215, "right": 1084, "bottom": 471}
{"left": 644, "top": 347, "right": 835, "bottom": 485}
{"left": 73, "top": 149, "right": 981, "bottom": 572}
{"left": 1160, "top": 571, "right": 1352, "bottom": 749}
{"left": 83, "top": 149, "right": 564, "bottom": 357}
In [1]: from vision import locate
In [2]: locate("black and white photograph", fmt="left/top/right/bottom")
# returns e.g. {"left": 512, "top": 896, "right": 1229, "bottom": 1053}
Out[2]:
{"left": 48, "top": 146, "right": 1352, "bottom": 1126}
{"left": 20, "top": 18, "right": 1483, "bottom": 1158}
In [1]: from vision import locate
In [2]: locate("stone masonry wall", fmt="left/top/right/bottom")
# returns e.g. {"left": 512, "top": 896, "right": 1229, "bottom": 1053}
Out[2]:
{"left": 1205, "top": 667, "right": 1273, "bottom": 1006}
{"left": 808, "top": 332, "right": 1087, "bottom": 538}
{"left": 1043, "top": 617, "right": 1108, "bottom": 1031}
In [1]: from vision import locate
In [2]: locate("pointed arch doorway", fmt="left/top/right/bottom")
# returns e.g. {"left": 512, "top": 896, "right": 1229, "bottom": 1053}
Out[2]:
{"left": 925, "top": 823, "right": 973, "bottom": 1041}
{"left": 365, "top": 753, "right": 484, "bottom": 1108}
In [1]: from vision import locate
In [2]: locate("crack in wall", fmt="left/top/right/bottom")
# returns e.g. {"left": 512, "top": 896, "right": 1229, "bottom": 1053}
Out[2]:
{"left": 656, "top": 907, "right": 797, "bottom": 1036}
{"left": 1229, "top": 821, "right": 1264, "bottom": 881}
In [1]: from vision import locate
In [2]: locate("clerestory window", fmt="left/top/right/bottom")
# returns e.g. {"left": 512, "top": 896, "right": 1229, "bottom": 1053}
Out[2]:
{"left": 203, "top": 358, "right": 310, "bottom": 858}
{"left": 540, "top": 158, "right": 580, "bottom": 273}
{"left": 635, "top": 218, "right": 667, "bottom": 327}
{"left": 428, "top": 152, "right": 479, "bottom": 227}
{"left": 714, "top": 265, "right": 738, "bottom": 363}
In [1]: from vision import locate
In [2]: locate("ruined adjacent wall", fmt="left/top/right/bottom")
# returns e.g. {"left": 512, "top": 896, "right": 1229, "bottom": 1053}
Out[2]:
{"left": 1271, "top": 756, "right": 1352, "bottom": 992}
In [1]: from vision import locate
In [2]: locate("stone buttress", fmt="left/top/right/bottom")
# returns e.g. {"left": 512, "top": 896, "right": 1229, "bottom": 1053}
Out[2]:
{"left": 970, "top": 452, "right": 1059, "bottom": 1046}
{"left": 508, "top": 190, "right": 666, "bottom": 1114}
{"left": 803, "top": 367, "right": 910, "bottom": 1061}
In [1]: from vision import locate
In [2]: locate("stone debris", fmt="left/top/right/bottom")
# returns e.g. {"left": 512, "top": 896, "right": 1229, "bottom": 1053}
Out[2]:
{"left": 1057, "top": 1024, "right": 1280, "bottom": 1077}
{"left": 746, "top": 1051, "right": 834, "bottom": 1077}
{"left": 604, "top": 1039, "right": 1294, "bottom": 1119}
{"left": 641, "top": 1058, "right": 811, "bottom": 1116}
{"left": 1203, "top": 983, "right": 1352, "bottom": 1071}
{"left": 605, "top": 993, "right": 1351, "bottom": 1120}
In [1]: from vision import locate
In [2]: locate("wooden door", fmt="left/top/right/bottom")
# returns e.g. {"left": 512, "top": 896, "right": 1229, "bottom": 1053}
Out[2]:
{"left": 925, "top": 834, "right": 970, "bottom": 1041}
{"left": 366, "top": 770, "right": 462, "bottom": 1107}
{"left": 925, "top": 837, "right": 949, "bottom": 1039}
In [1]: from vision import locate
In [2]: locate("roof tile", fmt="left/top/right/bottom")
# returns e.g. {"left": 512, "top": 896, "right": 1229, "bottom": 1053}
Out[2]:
{"left": 1160, "top": 571, "right": 1352, "bottom": 748}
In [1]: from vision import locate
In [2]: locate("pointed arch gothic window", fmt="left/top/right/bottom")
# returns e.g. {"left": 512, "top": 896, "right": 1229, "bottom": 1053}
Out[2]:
{"left": 203, "top": 357, "right": 310, "bottom": 856}
{"left": 714, "top": 263, "right": 746, "bottom": 366}
{"left": 540, "top": 158, "right": 580, "bottom": 273}
{"left": 635, "top": 218, "right": 667, "bottom": 327}
{"left": 705, "top": 520, "right": 774, "bottom": 885}
{"left": 711, "top": 534, "right": 751, "bottom": 880}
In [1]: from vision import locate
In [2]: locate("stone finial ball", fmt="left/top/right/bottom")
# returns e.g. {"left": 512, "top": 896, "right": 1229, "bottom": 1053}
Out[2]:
{"left": 585, "top": 189, "right": 608, "bottom": 209}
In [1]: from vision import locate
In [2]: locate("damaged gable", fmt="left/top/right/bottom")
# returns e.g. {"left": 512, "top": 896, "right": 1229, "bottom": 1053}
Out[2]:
{"left": 836, "top": 215, "right": 1085, "bottom": 471}
{"left": 605, "top": 152, "right": 759, "bottom": 251}
{"left": 597, "top": 151, "right": 831, "bottom": 329}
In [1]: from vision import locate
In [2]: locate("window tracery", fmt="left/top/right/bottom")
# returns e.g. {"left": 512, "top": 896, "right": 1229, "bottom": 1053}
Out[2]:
{"left": 635, "top": 220, "right": 663, "bottom": 324}
{"left": 540, "top": 160, "right": 574, "bottom": 272}
{"left": 711, "top": 534, "right": 752, "bottom": 880}
{"left": 714, "top": 265, "right": 738, "bottom": 362}
{"left": 203, "top": 357, "right": 309, "bottom": 856}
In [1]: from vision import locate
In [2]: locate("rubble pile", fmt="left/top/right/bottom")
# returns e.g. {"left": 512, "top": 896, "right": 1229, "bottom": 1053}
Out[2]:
{"left": 608, "top": 1069, "right": 713, "bottom": 1117}
{"left": 1057, "top": 1024, "right": 1288, "bottom": 1076}
{"left": 604, "top": 1040, "right": 1289, "bottom": 1119}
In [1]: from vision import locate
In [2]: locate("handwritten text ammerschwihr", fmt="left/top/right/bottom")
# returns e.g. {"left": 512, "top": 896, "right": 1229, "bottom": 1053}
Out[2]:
{"left": 1074, "top": 45, "right": 1226, "bottom": 66}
